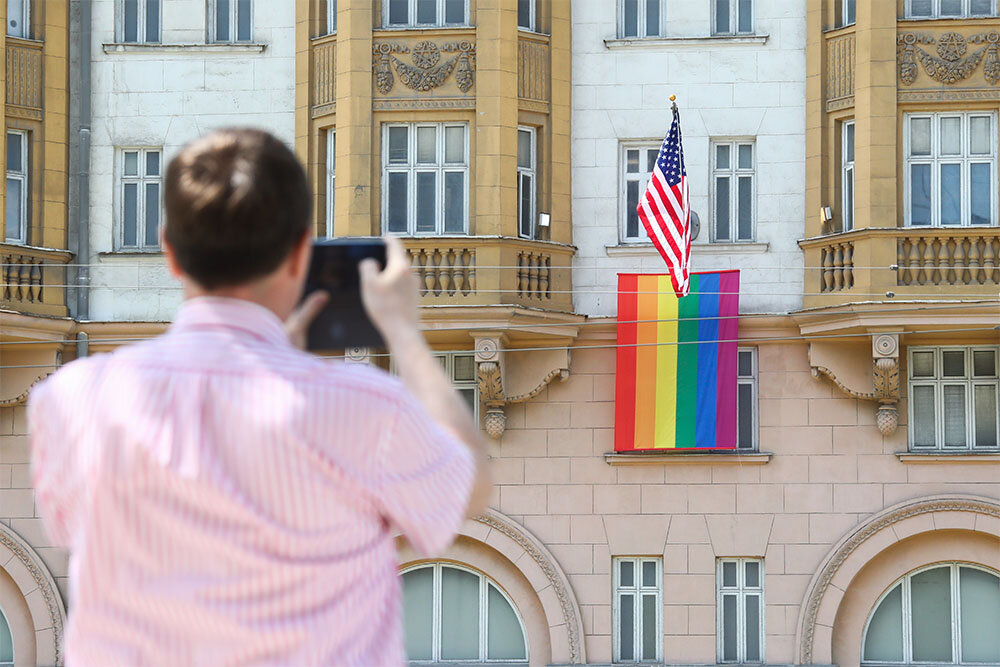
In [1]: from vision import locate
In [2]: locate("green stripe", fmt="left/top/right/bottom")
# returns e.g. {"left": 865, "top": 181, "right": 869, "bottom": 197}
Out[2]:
{"left": 674, "top": 273, "right": 700, "bottom": 448}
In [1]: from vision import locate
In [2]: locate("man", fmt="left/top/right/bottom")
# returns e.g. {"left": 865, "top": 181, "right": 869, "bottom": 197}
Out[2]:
{"left": 29, "top": 128, "right": 492, "bottom": 665}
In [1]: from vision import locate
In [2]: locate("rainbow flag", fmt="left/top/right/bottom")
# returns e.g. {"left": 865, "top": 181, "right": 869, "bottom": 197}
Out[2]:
{"left": 614, "top": 271, "right": 740, "bottom": 451}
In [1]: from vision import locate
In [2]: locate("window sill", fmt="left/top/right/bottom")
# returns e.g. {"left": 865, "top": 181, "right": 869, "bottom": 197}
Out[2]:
{"left": 605, "top": 241, "right": 769, "bottom": 257}
{"left": 605, "top": 451, "right": 771, "bottom": 466}
{"left": 102, "top": 42, "right": 267, "bottom": 54}
{"left": 604, "top": 34, "right": 769, "bottom": 50}
{"left": 98, "top": 250, "right": 164, "bottom": 257}
{"left": 897, "top": 451, "right": 1000, "bottom": 464}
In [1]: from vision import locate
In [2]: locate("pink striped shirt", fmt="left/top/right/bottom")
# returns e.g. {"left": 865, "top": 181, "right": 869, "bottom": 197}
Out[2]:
{"left": 29, "top": 297, "right": 475, "bottom": 665}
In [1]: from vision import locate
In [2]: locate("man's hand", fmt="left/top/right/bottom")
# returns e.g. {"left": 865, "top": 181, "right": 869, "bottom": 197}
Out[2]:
{"left": 285, "top": 291, "right": 329, "bottom": 350}
{"left": 359, "top": 236, "right": 421, "bottom": 344}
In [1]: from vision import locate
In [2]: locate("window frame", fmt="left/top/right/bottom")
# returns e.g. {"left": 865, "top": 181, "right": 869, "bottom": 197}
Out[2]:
{"left": 737, "top": 347, "right": 758, "bottom": 452}
{"left": 210, "top": 0, "right": 253, "bottom": 43}
{"left": 400, "top": 562, "right": 529, "bottom": 664}
{"left": 841, "top": 0, "right": 856, "bottom": 26}
{"left": 517, "top": 126, "right": 536, "bottom": 240}
{"left": 118, "top": 0, "right": 161, "bottom": 44}
{"left": 903, "top": 112, "right": 998, "bottom": 228}
{"left": 619, "top": 142, "right": 660, "bottom": 243}
{"left": 325, "top": 129, "right": 336, "bottom": 238}
{"left": 905, "top": 0, "right": 997, "bottom": 18}
{"left": 381, "top": 122, "right": 470, "bottom": 236}
{"left": 618, "top": 0, "right": 667, "bottom": 39}
{"left": 711, "top": 139, "right": 756, "bottom": 243}
{"left": 326, "top": 0, "right": 337, "bottom": 34}
{"left": 907, "top": 346, "right": 1000, "bottom": 451}
{"left": 842, "top": 120, "right": 855, "bottom": 232}
{"left": 6, "top": 0, "right": 29, "bottom": 38}
{"left": 382, "top": 0, "right": 470, "bottom": 28}
{"left": 712, "top": 0, "right": 754, "bottom": 36}
{"left": 612, "top": 556, "right": 663, "bottom": 663}
{"left": 517, "top": 0, "right": 535, "bottom": 31}
{"left": 5, "top": 130, "right": 28, "bottom": 245}
{"left": 717, "top": 558, "right": 766, "bottom": 664}
{"left": 116, "top": 147, "right": 163, "bottom": 251}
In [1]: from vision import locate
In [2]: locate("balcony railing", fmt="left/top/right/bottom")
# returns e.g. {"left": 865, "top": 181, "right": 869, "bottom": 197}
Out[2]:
{"left": 5, "top": 38, "right": 42, "bottom": 119}
{"left": 1, "top": 243, "right": 72, "bottom": 317}
{"left": 897, "top": 230, "right": 1000, "bottom": 287}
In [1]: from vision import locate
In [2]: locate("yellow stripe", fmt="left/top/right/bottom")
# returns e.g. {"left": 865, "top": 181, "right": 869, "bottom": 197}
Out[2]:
{"left": 633, "top": 275, "right": 659, "bottom": 449}
{"left": 653, "top": 275, "right": 679, "bottom": 448}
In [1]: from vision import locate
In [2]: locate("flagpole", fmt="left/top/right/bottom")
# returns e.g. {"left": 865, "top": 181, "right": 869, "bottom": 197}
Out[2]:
{"left": 670, "top": 94, "right": 677, "bottom": 113}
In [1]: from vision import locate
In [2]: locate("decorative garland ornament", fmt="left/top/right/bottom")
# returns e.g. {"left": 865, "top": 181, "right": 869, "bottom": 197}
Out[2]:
{"left": 898, "top": 31, "right": 1000, "bottom": 86}
{"left": 372, "top": 41, "right": 477, "bottom": 94}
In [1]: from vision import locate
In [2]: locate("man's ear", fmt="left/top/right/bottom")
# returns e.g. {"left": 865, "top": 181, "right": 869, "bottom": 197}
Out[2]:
{"left": 288, "top": 230, "right": 313, "bottom": 278}
{"left": 161, "top": 228, "right": 185, "bottom": 279}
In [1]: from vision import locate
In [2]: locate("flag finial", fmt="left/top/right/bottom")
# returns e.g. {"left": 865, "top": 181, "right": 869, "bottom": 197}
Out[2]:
{"left": 669, "top": 94, "right": 678, "bottom": 112}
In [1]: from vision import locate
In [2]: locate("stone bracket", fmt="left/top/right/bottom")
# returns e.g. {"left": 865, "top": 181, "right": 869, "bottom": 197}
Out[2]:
{"left": 810, "top": 334, "right": 900, "bottom": 436}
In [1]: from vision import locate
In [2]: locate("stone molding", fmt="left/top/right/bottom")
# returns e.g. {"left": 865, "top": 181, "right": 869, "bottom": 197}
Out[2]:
{"left": 796, "top": 494, "right": 1000, "bottom": 665}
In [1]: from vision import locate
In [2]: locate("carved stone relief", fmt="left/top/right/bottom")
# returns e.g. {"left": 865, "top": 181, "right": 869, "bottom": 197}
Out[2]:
{"left": 372, "top": 41, "right": 476, "bottom": 95}
{"left": 811, "top": 334, "right": 900, "bottom": 436}
{"left": 897, "top": 31, "right": 1000, "bottom": 85}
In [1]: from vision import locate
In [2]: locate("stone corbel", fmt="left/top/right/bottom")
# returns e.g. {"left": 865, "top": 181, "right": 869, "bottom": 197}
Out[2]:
{"left": 475, "top": 334, "right": 571, "bottom": 439}
{"left": 344, "top": 347, "right": 371, "bottom": 364}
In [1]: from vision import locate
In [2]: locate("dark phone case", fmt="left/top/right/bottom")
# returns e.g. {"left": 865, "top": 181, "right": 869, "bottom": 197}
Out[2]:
{"left": 302, "top": 239, "right": 387, "bottom": 351}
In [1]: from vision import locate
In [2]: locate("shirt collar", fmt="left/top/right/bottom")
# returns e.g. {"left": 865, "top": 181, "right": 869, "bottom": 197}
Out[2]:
{"left": 170, "top": 297, "right": 291, "bottom": 347}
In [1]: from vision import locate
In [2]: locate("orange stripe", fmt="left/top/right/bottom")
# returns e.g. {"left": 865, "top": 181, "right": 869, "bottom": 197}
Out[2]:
{"left": 633, "top": 275, "right": 660, "bottom": 449}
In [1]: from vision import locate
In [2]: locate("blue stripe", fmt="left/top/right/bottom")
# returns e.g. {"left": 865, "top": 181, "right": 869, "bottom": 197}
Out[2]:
{"left": 695, "top": 273, "right": 720, "bottom": 446}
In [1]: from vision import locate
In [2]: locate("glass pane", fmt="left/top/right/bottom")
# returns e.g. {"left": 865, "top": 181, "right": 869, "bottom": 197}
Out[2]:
{"left": 5, "top": 134, "right": 21, "bottom": 173}
{"left": 863, "top": 584, "right": 903, "bottom": 662}
{"left": 145, "top": 151, "right": 160, "bottom": 177}
{"left": 974, "top": 385, "right": 998, "bottom": 448}
{"left": 416, "top": 0, "right": 436, "bottom": 23}
{"left": 444, "top": 0, "right": 464, "bottom": 24}
{"left": 520, "top": 174, "right": 532, "bottom": 238}
{"left": 626, "top": 149, "right": 639, "bottom": 173}
{"left": 641, "top": 594, "right": 657, "bottom": 660}
{"left": 620, "top": 560, "right": 635, "bottom": 587}
{"left": 971, "top": 116, "right": 991, "bottom": 154}
{"left": 960, "top": 567, "right": 1000, "bottom": 663}
{"left": 623, "top": 0, "right": 638, "bottom": 37}
{"left": 386, "top": 172, "right": 408, "bottom": 233}
{"left": 971, "top": 163, "right": 991, "bottom": 226}
{"left": 943, "top": 350, "right": 966, "bottom": 377}
{"left": 387, "top": 127, "right": 408, "bottom": 163}
{"left": 627, "top": 180, "right": 640, "bottom": 238}
{"left": 940, "top": 0, "right": 962, "bottom": 15}
{"left": 738, "top": 382, "right": 754, "bottom": 450}
{"left": 124, "top": 151, "right": 139, "bottom": 177}
{"left": 216, "top": 0, "right": 230, "bottom": 40}
{"left": 911, "top": 117, "right": 932, "bottom": 155}
{"left": 715, "top": 176, "right": 731, "bottom": 240}
{"left": 441, "top": 568, "right": 480, "bottom": 660}
{"left": 745, "top": 561, "right": 760, "bottom": 588}
{"left": 444, "top": 172, "right": 464, "bottom": 233}
{"left": 912, "top": 385, "right": 937, "bottom": 448}
{"left": 745, "top": 594, "right": 761, "bottom": 662}
{"left": 722, "top": 561, "right": 737, "bottom": 588}
{"left": 7, "top": 0, "right": 24, "bottom": 37}
{"left": 517, "top": 0, "right": 531, "bottom": 29}
{"left": 236, "top": 0, "right": 251, "bottom": 40}
{"left": 123, "top": 182, "right": 138, "bottom": 246}
{"left": 716, "top": 144, "right": 731, "bottom": 169}
{"left": 124, "top": 0, "right": 138, "bottom": 42}
{"left": 940, "top": 164, "right": 961, "bottom": 226}
{"left": 144, "top": 183, "right": 160, "bottom": 247}
{"left": 0, "top": 611, "right": 11, "bottom": 663}
{"left": 642, "top": 561, "right": 657, "bottom": 587}
{"left": 619, "top": 594, "right": 635, "bottom": 660}
{"left": 940, "top": 117, "right": 961, "bottom": 155}
{"left": 145, "top": 0, "right": 160, "bottom": 42}
{"left": 912, "top": 351, "right": 935, "bottom": 378}
{"left": 715, "top": 0, "right": 730, "bottom": 33}
{"left": 738, "top": 144, "right": 753, "bottom": 169}
{"left": 943, "top": 385, "right": 968, "bottom": 448}
{"left": 388, "top": 0, "right": 407, "bottom": 24}
{"left": 444, "top": 127, "right": 464, "bottom": 164}
{"left": 738, "top": 350, "right": 753, "bottom": 377}
{"left": 910, "top": 0, "right": 933, "bottom": 15}
{"left": 737, "top": 0, "right": 752, "bottom": 32}
{"left": 647, "top": 149, "right": 658, "bottom": 173}
{"left": 845, "top": 122, "right": 855, "bottom": 162}
{"left": 845, "top": 0, "right": 856, "bottom": 24}
{"left": 972, "top": 0, "right": 994, "bottom": 13}
{"left": 328, "top": 0, "right": 336, "bottom": 31}
{"left": 402, "top": 568, "right": 433, "bottom": 660}
{"left": 911, "top": 567, "right": 954, "bottom": 663}
{"left": 975, "top": 350, "right": 997, "bottom": 377}
{"left": 645, "top": 0, "right": 660, "bottom": 37}
{"left": 722, "top": 594, "right": 738, "bottom": 661}
{"left": 910, "top": 164, "right": 931, "bottom": 226}
{"left": 453, "top": 354, "right": 475, "bottom": 382}
{"left": 416, "top": 126, "right": 436, "bottom": 164}
{"left": 488, "top": 585, "right": 526, "bottom": 660}
{"left": 518, "top": 130, "right": 532, "bottom": 169}
{"left": 415, "top": 172, "right": 436, "bottom": 233}
{"left": 4, "top": 178, "right": 22, "bottom": 242}
{"left": 844, "top": 167, "right": 854, "bottom": 231}
{"left": 457, "top": 387, "right": 476, "bottom": 411}
{"left": 737, "top": 176, "right": 753, "bottom": 240}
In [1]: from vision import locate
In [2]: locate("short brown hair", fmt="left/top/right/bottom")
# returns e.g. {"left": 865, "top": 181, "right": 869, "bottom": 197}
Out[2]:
{"left": 164, "top": 128, "right": 311, "bottom": 289}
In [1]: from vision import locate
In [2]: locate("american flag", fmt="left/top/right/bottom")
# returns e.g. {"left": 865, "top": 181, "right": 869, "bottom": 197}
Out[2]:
{"left": 637, "top": 105, "right": 691, "bottom": 297}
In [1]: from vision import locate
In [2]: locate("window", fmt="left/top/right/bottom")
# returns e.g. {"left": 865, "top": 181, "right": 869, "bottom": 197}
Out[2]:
{"left": 383, "top": 123, "right": 468, "bottom": 235}
{"left": 391, "top": 352, "right": 478, "bottom": 419}
{"left": 842, "top": 120, "right": 855, "bottom": 232}
{"left": 384, "top": 0, "right": 467, "bottom": 27}
{"left": 621, "top": 144, "right": 659, "bottom": 242}
{"left": 325, "top": 130, "right": 335, "bottom": 238}
{"left": 517, "top": 0, "right": 535, "bottom": 31}
{"left": 402, "top": 563, "right": 528, "bottom": 663}
{"left": 517, "top": 127, "right": 536, "bottom": 239}
{"left": 0, "top": 609, "right": 11, "bottom": 667}
{"left": 5, "top": 131, "right": 28, "bottom": 244}
{"left": 906, "top": 0, "right": 996, "bottom": 17}
{"left": 212, "top": 0, "right": 252, "bottom": 42}
{"left": 712, "top": 141, "right": 755, "bottom": 242}
{"left": 863, "top": 563, "right": 1000, "bottom": 665}
{"left": 118, "top": 148, "right": 162, "bottom": 250}
{"left": 841, "top": 0, "right": 856, "bottom": 25}
{"left": 737, "top": 348, "right": 758, "bottom": 451}
{"left": 718, "top": 558, "right": 764, "bottom": 664}
{"left": 620, "top": 0, "right": 665, "bottom": 39}
{"left": 613, "top": 557, "right": 662, "bottom": 663}
{"left": 713, "top": 0, "right": 753, "bottom": 35}
{"left": 909, "top": 347, "right": 999, "bottom": 451}
{"left": 327, "top": 0, "right": 337, "bottom": 33}
{"left": 905, "top": 113, "right": 996, "bottom": 227}
{"left": 120, "top": 0, "right": 160, "bottom": 43}
{"left": 6, "top": 0, "right": 28, "bottom": 37}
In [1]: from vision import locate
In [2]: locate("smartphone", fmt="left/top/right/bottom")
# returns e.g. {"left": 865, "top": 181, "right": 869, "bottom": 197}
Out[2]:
{"left": 301, "top": 238, "right": 387, "bottom": 351}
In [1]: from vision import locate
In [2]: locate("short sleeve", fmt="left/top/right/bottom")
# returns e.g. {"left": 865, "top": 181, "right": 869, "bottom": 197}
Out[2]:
{"left": 374, "top": 396, "right": 476, "bottom": 556}
{"left": 28, "top": 378, "right": 80, "bottom": 548}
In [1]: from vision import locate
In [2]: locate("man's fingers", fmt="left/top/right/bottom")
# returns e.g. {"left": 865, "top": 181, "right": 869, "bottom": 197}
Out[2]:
{"left": 287, "top": 290, "right": 328, "bottom": 331}
{"left": 359, "top": 258, "right": 380, "bottom": 285}
{"left": 383, "top": 236, "right": 409, "bottom": 274}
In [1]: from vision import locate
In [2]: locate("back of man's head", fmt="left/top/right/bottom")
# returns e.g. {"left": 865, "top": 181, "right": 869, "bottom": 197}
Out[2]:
{"left": 164, "top": 128, "right": 311, "bottom": 290}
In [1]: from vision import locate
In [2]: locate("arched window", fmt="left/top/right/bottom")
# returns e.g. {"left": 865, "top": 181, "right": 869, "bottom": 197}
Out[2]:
{"left": 0, "top": 607, "right": 12, "bottom": 666}
{"left": 401, "top": 563, "right": 528, "bottom": 664}
{"left": 863, "top": 563, "right": 1000, "bottom": 665}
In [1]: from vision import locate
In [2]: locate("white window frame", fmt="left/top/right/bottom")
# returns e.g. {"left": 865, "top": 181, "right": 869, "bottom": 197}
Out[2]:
{"left": 711, "top": 139, "right": 756, "bottom": 243}
{"left": 612, "top": 557, "right": 663, "bottom": 663}
{"left": 842, "top": 120, "right": 855, "bottom": 232}
{"left": 401, "top": 562, "right": 529, "bottom": 664}
{"left": 326, "top": 0, "right": 337, "bottom": 34}
{"left": 517, "top": 0, "right": 535, "bottom": 31}
{"left": 618, "top": 0, "right": 666, "bottom": 39}
{"left": 381, "top": 122, "right": 469, "bottom": 236}
{"left": 737, "top": 347, "right": 758, "bottom": 451}
{"left": 117, "top": 0, "right": 161, "bottom": 43}
{"left": 5, "top": 130, "right": 28, "bottom": 245}
{"left": 620, "top": 142, "right": 660, "bottom": 243}
{"left": 903, "top": 112, "right": 998, "bottom": 227}
{"left": 517, "top": 126, "right": 536, "bottom": 240}
{"left": 712, "top": 0, "right": 754, "bottom": 35}
{"left": 382, "top": 0, "right": 469, "bottom": 27}
{"left": 861, "top": 562, "right": 1000, "bottom": 665}
{"left": 908, "top": 346, "right": 1000, "bottom": 451}
{"left": 6, "top": 0, "right": 29, "bottom": 38}
{"left": 116, "top": 147, "right": 162, "bottom": 251}
{"left": 841, "top": 0, "right": 856, "bottom": 25}
{"left": 210, "top": 0, "right": 252, "bottom": 43}
{"left": 717, "top": 558, "right": 765, "bottom": 664}
{"left": 325, "top": 129, "right": 335, "bottom": 238}
{"left": 905, "top": 0, "right": 997, "bottom": 17}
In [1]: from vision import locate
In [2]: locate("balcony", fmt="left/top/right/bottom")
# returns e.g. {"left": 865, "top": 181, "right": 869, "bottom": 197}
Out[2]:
{"left": 1, "top": 243, "right": 72, "bottom": 317}
{"left": 5, "top": 37, "right": 43, "bottom": 120}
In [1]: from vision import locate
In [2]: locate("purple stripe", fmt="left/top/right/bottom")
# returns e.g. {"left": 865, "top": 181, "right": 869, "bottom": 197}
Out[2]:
{"left": 715, "top": 271, "right": 740, "bottom": 448}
